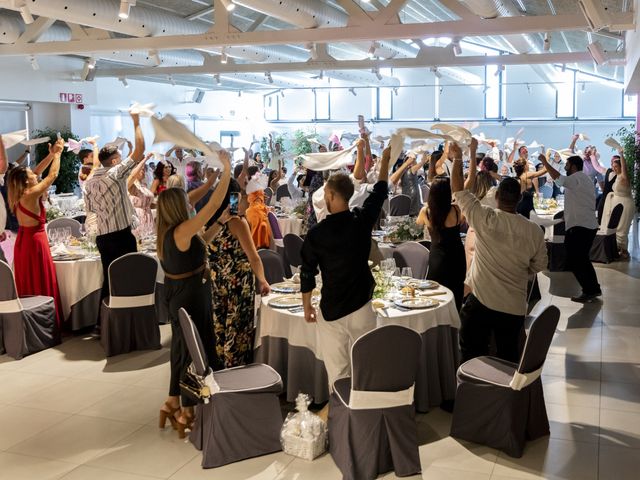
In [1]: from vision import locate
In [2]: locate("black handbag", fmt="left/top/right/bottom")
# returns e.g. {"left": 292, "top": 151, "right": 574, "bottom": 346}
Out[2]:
{"left": 180, "top": 363, "right": 214, "bottom": 403}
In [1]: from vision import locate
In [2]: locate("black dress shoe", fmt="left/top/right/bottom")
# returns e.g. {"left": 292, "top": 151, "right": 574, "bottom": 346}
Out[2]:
{"left": 571, "top": 291, "right": 601, "bottom": 303}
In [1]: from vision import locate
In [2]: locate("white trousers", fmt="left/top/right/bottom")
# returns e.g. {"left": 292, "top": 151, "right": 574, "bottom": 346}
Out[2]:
{"left": 316, "top": 302, "right": 377, "bottom": 389}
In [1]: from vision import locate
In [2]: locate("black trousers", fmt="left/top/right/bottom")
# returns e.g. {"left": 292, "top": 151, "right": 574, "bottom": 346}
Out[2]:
{"left": 96, "top": 227, "right": 138, "bottom": 300}
{"left": 565, "top": 226, "right": 600, "bottom": 295}
{"left": 459, "top": 294, "right": 525, "bottom": 363}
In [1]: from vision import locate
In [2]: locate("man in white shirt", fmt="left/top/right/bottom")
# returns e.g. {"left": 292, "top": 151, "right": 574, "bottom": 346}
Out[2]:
{"left": 450, "top": 144, "right": 547, "bottom": 363}
{"left": 539, "top": 154, "right": 601, "bottom": 303}
{"left": 0, "top": 134, "right": 7, "bottom": 263}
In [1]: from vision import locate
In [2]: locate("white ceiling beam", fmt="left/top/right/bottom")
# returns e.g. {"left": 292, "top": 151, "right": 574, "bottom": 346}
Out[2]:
{"left": 187, "top": 7, "right": 214, "bottom": 21}
{"left": 211, "top": 0, "right": 229, "bottom": 34}
{"left": 14, "top": 17, "right": 57, "bottom": 44}
{"left": 374, "top": 0, "right": 409, "bottom": 26}
{"left": 246, "top": 13, "right": 267, "bottom": 32}
{"left": 0, "top": 12, "right": 633, "bottom": 56}
{"left": 335, "top": 0, "right": 373, "bottom": 26}
{"left": 94, "top": 50, "right": 620, "bottom": 78}
{"left": 437, "top": 0, "right": 477, "bottom": 20}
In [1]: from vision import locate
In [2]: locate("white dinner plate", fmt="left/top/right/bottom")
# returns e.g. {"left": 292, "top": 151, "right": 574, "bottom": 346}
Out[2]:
{"left": 268, "top": 295, "right": 303, "bottom": 309}
{"left": 394, "top": 297, "right": 439, "bottom": 309}
{"left": 271, "top": 282, "right": 301, "bottom": 294}
{"left": 396, "top": 279, "right": 439, "bottom": 289}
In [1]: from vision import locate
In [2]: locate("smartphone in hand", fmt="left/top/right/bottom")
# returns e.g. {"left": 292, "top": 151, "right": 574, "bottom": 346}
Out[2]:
{"left": 229, "top": 192, "right": 239, "bottom": 216}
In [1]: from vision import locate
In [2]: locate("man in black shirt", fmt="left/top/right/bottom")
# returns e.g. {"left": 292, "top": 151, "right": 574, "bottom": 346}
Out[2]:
{"left": 301, "top": 145, "right": 390, "bottom": 390}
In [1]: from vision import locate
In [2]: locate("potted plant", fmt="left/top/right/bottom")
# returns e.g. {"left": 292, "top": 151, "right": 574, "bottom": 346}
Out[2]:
{"left": 612, "top": 124, "right": 640, "bottom": 211}
{"left": 31, "top": 127, "right": 80, "bottom": 194}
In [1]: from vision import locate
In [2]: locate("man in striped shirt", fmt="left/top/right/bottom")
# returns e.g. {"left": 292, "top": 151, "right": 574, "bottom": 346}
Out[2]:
{"left": 85, "top": 113, "right": 145, "bottom": 318}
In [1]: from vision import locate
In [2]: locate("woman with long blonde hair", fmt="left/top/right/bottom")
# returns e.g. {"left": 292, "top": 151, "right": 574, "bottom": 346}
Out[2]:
{"left": 156, "top": 149, "right": 231, "bottom": 438}
{"left": 7, "top": 138, "right": 65, "bottom": 329}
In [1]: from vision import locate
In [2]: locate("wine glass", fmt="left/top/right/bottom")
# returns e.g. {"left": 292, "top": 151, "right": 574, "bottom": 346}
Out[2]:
{"left": 401, "top": 267, "right": 413, "bottom": 280}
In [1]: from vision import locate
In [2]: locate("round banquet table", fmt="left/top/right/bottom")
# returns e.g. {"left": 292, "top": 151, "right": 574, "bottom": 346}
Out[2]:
{"left": 53, "top": 250, "right": 166, "bottom": 331}
{"left": 255, "top": 288, "right": 461, "bottom": 412}
{"left": 277, "top": 216, "right": 303, "bottom": 236}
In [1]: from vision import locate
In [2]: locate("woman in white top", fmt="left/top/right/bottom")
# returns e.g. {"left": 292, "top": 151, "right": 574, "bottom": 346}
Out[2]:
{"left": 601, "top": 149, "right": 634, "bottom": 259}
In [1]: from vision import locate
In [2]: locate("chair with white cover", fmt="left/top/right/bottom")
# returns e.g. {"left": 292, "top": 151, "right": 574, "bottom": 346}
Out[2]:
{"left": 329, "top": 325, "right": 422, "bottom": 480}
{"left": 389, "top": 194, "right": 411, "bottom": 216}
{"left": 0, "top": 261, "right": 58, "bottom": 359}
{"left": 450, "top": 305, "right": 560, "bottom": 458}
{"left": 258, "top": 249, "right": 286, "bottom": 284}
{"left": 590, "top": 203, "right": 623, "bottom": 263}
{"left": 392, "top": 241, "right": 430, "bottom": 279}
{"left": 100, "top": 253, "right": 161, "bottom": 357}
{"left": 46, "top": 217, "right": 82, "bottom": 238}
{"left": 283, "top": 233, "right": 304, "bottom": 272}
{"left": 547, "top": 211, "right": 566, "bottom": 271}
{"left": 178, "top": 308, "right": 284, "bottom": 468}
{"left": 276, "top": 183, "right": 291, "bottom": 201}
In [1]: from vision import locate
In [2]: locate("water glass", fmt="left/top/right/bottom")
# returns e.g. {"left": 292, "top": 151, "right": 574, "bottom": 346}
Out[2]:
{"left": 401, "top": 267, "right": 413, "bottom": 279}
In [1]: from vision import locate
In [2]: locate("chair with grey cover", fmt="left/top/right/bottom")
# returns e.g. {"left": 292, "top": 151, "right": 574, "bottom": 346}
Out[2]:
{"left": 264, "top": 187, "right": 274, "bottom": 206}
{"left": 283, "top": 233, "right": 304, "bottom": 271}
{"left": 547, "top": 211, "right": 566, "bottom": 271}
{"left": 389, "top": 194, "right": 411, "bottom": 216}
{"left": 276, "top": 183, "right": 291, "bottom": 201}
{"left": 450, "top": 305, "right": 560, "bottom": 458}
{"left": 329, "top": 325, "right": 422, "bottom": 480}
{"left": 100, "top": 253, "right": 161, "bottom": 357}
{"left": 178, "top": 308, "right": 284, "bottom": 468}
{"left": 258, "top": 249, "right": 286, "bottom": 284}
{"left": 590, "top": 203, "right": 623, "bottom": 263}
{"left": 0, "top": 261, "right": 58, "bottom": 359}
{"left": 46, "top": 217, "right": 82, "bottom": 238}
{"left": 392, "top": 241, "right": 430, "bottom": 279}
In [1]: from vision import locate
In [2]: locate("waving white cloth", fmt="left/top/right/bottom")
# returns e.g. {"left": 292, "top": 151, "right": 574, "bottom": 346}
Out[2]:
{"left": 129, "top": 102, "right": 156, "bottom": 118}
{"left": 431, "top": 123, "right": 473, "bottom": 145}
{"left": 604, "top": 137, "right": 622, "bottom": 150}
{"left": 1, "top": 129, "right": 27, "bottom": 149}
{"left": 104, "top": 136, "right": 128, "bottom": 149}
{"left": 547, "top": 148, "right": 574, "bottom": 161}
{"left": 65, "top": 136, "right": 100, "bottom": 154}
{"left": 577, "top": 133, "right": 590, "bottom": 141}
{"left": 389, "top": 128, "right": 454, "bottom": 167}
{"left": 22, "top": 136, "right": 50, "bottom": 146}
{"left": 151, "top": 114, "right": 216, "bottom": 158}
{"left": 300, "top": 142, "right": 358, "bottom": 171}
{"left": 246, "top": 172, "right": 269, "bottom": 194}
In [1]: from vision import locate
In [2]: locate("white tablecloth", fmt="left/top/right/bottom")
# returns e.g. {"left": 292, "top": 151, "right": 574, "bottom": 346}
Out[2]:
{"left": 277, "top": 217, "right": 303, "bottom": 237}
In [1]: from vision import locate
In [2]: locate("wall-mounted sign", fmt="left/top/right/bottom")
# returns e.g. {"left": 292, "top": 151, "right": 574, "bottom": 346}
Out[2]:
{"left": 59, "top": 93, "right": 83, "bottom": 104}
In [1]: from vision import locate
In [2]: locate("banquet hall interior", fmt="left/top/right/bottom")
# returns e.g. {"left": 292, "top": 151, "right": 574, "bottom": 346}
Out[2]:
{"left": 1, "top": 0, "right": 640, "bottom": 479}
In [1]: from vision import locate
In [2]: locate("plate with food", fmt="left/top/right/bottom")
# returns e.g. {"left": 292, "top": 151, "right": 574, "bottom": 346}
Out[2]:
{"left": 397, "top": 279, "right": 439, "bottom": 290}
{"left": 52, "top": 253, "right": 85, "bottom": 261}
{"left": 270, "top": 282, "right": 301, "bottom": 294}
{"left": 393, "top": 297, "right": 439, "bottom": 310}
{"left": 268, "top": 295, "right": 303, "bottom": 309}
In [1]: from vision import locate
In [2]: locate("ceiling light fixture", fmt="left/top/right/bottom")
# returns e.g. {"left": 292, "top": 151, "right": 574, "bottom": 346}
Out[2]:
{"left": 220, "top": 47, "right": 228, "bottom": 64}
{"left": 87, "top": 57, "right": 96, "bottom": 69}
{"left": 318, "top": 70, "right": 323, "bottom": 80}
{"left": 214, "top": 74, "right": 221, "bottom": 85}
{"left": 29, "top": 55, "right": 39, "bottom": 71}
{"left": 310, "top": 43, "right": 318, "bottom": 60}
{"left": 581, "top": 82, "right": 586, "bottom": 92}
{"left": 439, "top": 87, "right": 443, "bottom": 95}
{"left": 220, "top": 0, "right": 235, "bottom": 12}
{"left": 543, "top": 33, "right": 551, "bottom": 51}
{"left": 349, "top": 87, "right": 357, "bottom": 96}
{"left": 265, "top": 71, "right": 273, "bottom": 84}
{"left": 168, "top": 74, "right": 176, "bottom": 86}
{"left": 393, "top": 87, "right": 399, "bottom": 96}
{"left": 526, "top": 83, "right": 531, "bottom": 94}
{"left": 452, "top": 39, "right": 462, "bottom": 56}
{"left": 280, "top": 90, "right": 285, "bottom": 98}
{"left": 368, "top": 42, "right": 379, "bottom": 59}
{"left": 431, "top": 67, "right": 442, "bottom": 79}
{"left": 372, "top": 67, "right": 382, "bottom": 81}
{"left": 149, "top": 49, "right": 161, "bottom": 66}
{"left": 18, "top": 3, "right": 34, "bottom": 24}
{"left": 118, "top": 0, "right": 136, "bottom": 19}
{"left": 587, "top": 40, "right": 608, "bottom": 65}
{"left": 238, "top": 90, "right": 242, "bottom": 97}
{"left": 561, "top": 63, "right": 566, "bottom": 72}
{"left": 119, "top": 76, "right": 129, "bottom": 88}
{"left": 494, "top": 65, "right": 504, "bottom": 76}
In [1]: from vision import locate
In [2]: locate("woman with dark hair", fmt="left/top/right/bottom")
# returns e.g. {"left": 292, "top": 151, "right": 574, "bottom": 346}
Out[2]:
{"left": 155, "top": 151, "right": 231, "bottom": 437}
{"left": 150, "top": 160, "right": 176, "bottom": 195}
{"left": 7, "top": 138, "right": 65, "bottom": 328}
{"left": 204, "top": 179, "right": 270, "bottom": 368}
{"left": 513, "top": 158, "right": 547, "bottom": 219}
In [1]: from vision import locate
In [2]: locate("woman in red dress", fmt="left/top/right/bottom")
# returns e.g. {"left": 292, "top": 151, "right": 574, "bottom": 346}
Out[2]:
{"left": 7, "top": 138, "right": 64, "bottom": 328}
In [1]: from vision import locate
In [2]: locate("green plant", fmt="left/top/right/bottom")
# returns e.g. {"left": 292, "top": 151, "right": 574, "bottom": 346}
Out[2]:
{"left": 291, "top": 129, "right": 314, "bottom": 157}
{"left": 32, "top": 127, "right": 80, "bottom": 194}
{"left": 389, "top": 217, "right": 423, "bottom": 242}
{"left": 612, "top": 124, "right": 640, "bottom": 211}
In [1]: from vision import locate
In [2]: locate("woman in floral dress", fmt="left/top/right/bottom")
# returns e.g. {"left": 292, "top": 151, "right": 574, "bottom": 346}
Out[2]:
{"left": 205, "top": 179, "right": 271, "bottom": 368}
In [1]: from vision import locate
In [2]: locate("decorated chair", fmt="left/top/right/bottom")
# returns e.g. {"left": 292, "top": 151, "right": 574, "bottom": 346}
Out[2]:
{"left": 46, "top": 217, "right": 82, "bottom": 238}
{"left": 389, "top": 194, "right": 411, "bottom": 216}
{"left": 590, "top": 203, "right": 623, "bottom": 263}
{"left": 392, "top": 241, "right": 429, "bottom": 279}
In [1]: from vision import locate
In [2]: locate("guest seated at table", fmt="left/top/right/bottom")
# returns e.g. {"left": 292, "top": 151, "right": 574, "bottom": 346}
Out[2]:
{"left": 128, "top": 153, "right": 155, "bottom": 238}
{"left": 150, "top": 160, "right": 176, "bottom": 195}
{"left": 451, "top": 143, "right": 547, "bottom": 363}
{"left": 203, "top": 179, "right": 270, "bottom": 368}
{"left": 156, "top": 150, "right": 231, "bottom": 438}
{"left": 7, "top": 138, "right": 65, "bottom": 328}
{"left": 300, "top": 144, "right": 390, "bottom": 420}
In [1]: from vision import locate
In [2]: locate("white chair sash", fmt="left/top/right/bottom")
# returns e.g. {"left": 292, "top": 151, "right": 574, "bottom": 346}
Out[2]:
{"left": 509, "top": 366, "right": 544, "bottom": 391}
{"left": 348, "top": 384, "right": 415, "bottom": 410}
{"left": 0, "top": 298, "right": 22, "bottom": 314}
{"left": 109, "top": 293, "right": 155, "bottom": 309}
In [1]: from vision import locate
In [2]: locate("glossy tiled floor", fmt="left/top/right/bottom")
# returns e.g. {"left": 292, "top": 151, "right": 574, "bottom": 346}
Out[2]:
{"left": 1, "top": 237, "right": 639, "bottom": 479}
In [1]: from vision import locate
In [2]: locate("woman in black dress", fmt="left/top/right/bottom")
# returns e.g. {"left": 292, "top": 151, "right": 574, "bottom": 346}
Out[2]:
{"left": 417, "top": 176, "right": 466, "bottom": 310}
{"left": 156, "top": 151, "right": 231, "bottom": 438}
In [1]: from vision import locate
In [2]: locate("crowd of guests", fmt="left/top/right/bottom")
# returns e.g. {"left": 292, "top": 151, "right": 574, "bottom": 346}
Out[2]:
{"left": 0, "top": 116, "right": 635, "bottom": 433}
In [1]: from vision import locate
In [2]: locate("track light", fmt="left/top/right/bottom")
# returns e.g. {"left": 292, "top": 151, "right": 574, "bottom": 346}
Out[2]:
{"left": 119, "top": 76, "right": 129, "bottom": 88}
{"left": 29, "top": 55, "right": 39, "bottom": 71}
{"left": 543, "top": 33, "right": 551, "bottom": 51}
{"left": 220, "top": 48, "right": 228, "bottom": 64}
{"left": 439, "top": 87, "right": 443, "bottom": 95}
{"left": 119, "top": 0, "right": 136, "bottom": 19}
{"left": 149, "top": 49, "right": 161, "bottom": 66}
{"left": 318, "top": 70, "right": 323, "bottom": 80}
{"left": 494, "top": 65, "right": 504, "bottom": 76}
{"left": 581, "top": 82, "right": 586, "bottom": 93}
{"left": 168, "top": 74, "right": 176, "bottom": 86}
{"left": 526, "top": 83, "right": 531, "bottom": 94}
{"left": 431, "top": 67, "right": 442, "bottom": 79}
{"left": 349, "top": 88, "right": 357, "bottom": 96}
{"left": 393, "top": 87, "right": 398, "bottom": 96}
{"left": 214, "top": 74, "right": 221, "bottom": 86}
{"left": 280, "top": 90, "right": 285, "bottom": 98}
{"left": 310, "top": 43, "right": 318, "bottom": 60}
{"left": 265, "top": 71, "right": 273, "bottom": 84}
{"left": 18, "top": 4, "right": 34, "bottom": 24}
{"left": 372, "top": 67, "right": 382, "bottom": 81}
{"left": 220, "top": 0, "right": 235, "bottom": 11}
{"left": 87, "top": 57, "right": 96, "bottom": 69}
{"left": 561, "top": 63, "right": 566, "bottom": 72}
{"left": 238, "top": 90, "right": 242, "bottom": 97}
{"left": 368, "top": 42, "right": 378, "bottom": 59}
{"left": 452, "top": 40, "right": 462, "bottom": 56}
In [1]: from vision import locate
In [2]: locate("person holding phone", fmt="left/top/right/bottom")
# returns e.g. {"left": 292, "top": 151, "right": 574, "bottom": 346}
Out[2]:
{"left": 204, "top": 179, "right": 271, "bottom": 368}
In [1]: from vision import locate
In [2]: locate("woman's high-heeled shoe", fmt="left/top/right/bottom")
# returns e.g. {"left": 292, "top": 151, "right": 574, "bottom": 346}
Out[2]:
{"left": 159, "top": 402, "right": 180, "bottom": 430}
{"left": 176, "top": 411, "right": 194, "bottom": 439}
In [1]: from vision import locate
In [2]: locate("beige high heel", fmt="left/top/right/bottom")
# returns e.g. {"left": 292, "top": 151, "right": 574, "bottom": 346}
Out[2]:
{"left": 159, "top": 402, "right": 179, "bottom": 430}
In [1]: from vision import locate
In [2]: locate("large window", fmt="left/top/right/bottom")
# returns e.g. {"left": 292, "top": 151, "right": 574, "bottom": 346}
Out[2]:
{"left": 556, "top": 69, "right": 575, "bottom": 118}
{"left": 377, "top": 87, "right": 393, "bottom": 120}
{"left": 485, "top": 65, "right": 502, "bottom": 119}
{"left": 314, "top": 89, "right": 330, "bottom": 120}
{"left": 623, "top": 94, "right": 638, "bottom": 118}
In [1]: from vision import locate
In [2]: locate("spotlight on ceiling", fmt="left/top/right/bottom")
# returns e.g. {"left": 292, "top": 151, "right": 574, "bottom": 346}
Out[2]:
{"left": 18, "top": 3, "right": 34, "bottom": 24}
{"left": 372, "top": 67, "right": 382, "bottom": 81}
{"left": 119, "top": 76, "right": 129, "bottom": 88}
{"left": 87, "top": 57, "right": 96, "bottom": 69}
{"left": 431, "top": 67, "right": 442, "bottom": 79}
{"left": 561, "top": 63, "right": 566, "bottom": 72}
{"left": 452, "top": 39, "right": 462, "bottom": 56}
{"left": 368, "top": 42, "right": 378, "bottom": 59}
{"left": 349, "top": 87, "right": 357, "bottom": 96}
{"left": 543, "top": 33, "right": 551, "bottom": 51}
{"left": 81, "top": 60, "right": 96, "bottom": 81}
{"left": 494, "top": 65, "right": 504, "bottom": 76}
{"left": 318, "top": 70, "right": 323, "bottom": 80}
{"left": 149, "top": 49, "right": 161, "bottom": 66}
{"left": 220, "top": 0, "right": 235, "bottom": 12}
{"left": 119, "top": 0, "right": 136, "bottom": 19}
{"left": 265, "top": 71, "right": 273, "bottom": 84}
{"left": 214, "top": 74, "right": 221, "bottom": 86}
{"left": 29, "top": 55, "right": 39, "bottom": 71}
{"left": 238, "top": 90, "right": 242, "bottom": 97}
{"left": 280, "top": 90, "right": 285, "bottom": 98}
{"left": 168, "top": 74, "right": 176, "bottom": 86}
{"left": 220, "top": 48, "right": 228, "bottom": 64}
{"left": 526, "top": 83, "right": 531, "bottom": 94}
{"left": 393, "top": 87, "right": 399, "bottom": 96}
{"left": 581, "top": 82, "right": 586, "bottom": 93}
